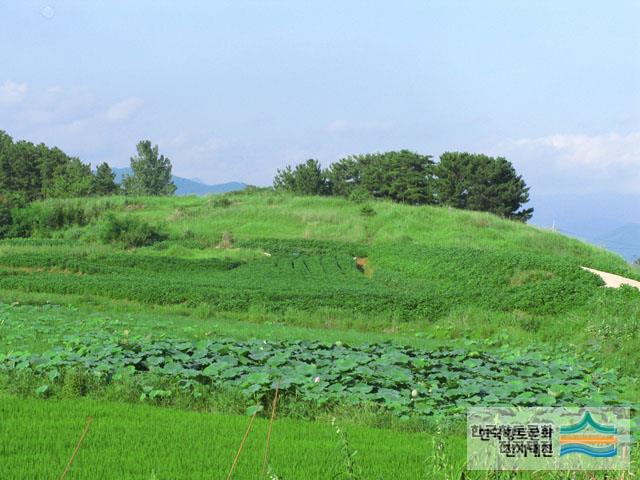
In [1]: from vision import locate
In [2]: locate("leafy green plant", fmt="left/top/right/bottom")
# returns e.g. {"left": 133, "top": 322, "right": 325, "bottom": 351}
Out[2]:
{"left": 211, "top": 196, "right": 232, "bottom": 208}
{"left": 99, "top": 214, "right": 167, "bottom": 248}
{"left": 348, "top": 188, "right": 372, "bottom": 204}
{"left": 0, "top": 196, "right": 15, "bottom": 238}
{"left": 359, "top": 205, "right": 376, "bottom": 217}
{"left": 331, "top": 418, "right": 363, "bottom": 480}
{"left": 0, "top": 332, "right": 624, "bottom": 422}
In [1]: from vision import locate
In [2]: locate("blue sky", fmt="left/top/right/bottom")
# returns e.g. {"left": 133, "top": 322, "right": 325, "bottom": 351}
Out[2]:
{"left": 1, "top": 1, "right": 639, "bottom": 227}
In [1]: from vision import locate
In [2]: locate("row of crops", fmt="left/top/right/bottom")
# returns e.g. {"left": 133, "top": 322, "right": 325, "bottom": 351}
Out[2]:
{"left": 0, "top": 238, "right": 608, "bottom": 322}
{"left": 0, "top": 333, "right": 622, "bottom": 420}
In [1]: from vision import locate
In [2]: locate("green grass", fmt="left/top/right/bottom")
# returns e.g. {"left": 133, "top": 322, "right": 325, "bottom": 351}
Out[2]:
{"left": 0, "top": 394, "right": 446, "bottom": 479}
{"left": 7, "top": 191, "right": 638, "bottom": 273}
{"left": 1, "top": 395, "right": 636, "bottom": 479}
{"left": 1, "top": 191, "right": 639, "bottom": 477}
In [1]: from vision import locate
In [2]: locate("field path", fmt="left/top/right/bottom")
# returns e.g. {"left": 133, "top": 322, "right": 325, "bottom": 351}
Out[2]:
{"left": 581, "top": 266, "right": 640, "bottom": 290}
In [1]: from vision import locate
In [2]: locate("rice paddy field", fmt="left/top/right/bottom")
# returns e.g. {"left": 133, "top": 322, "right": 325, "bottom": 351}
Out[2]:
{"left": 0, "top": 190, "right": 638, "bottom": 478}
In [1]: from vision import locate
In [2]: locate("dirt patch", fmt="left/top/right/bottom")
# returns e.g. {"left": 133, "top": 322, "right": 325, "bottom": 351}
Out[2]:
{"left": 355, "top": 257, "right": 374, "bottom": 278}
{"left": 355, "top": 257, "right": 368, "bottom": 271}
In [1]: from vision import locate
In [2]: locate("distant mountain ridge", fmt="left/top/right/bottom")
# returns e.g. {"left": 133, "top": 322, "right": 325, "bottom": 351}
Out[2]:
{"left": 531, "top": 192, "right": 640, "bottom": 263}
{"left": 112, "top": 168, "right": 246, "bottom": 196}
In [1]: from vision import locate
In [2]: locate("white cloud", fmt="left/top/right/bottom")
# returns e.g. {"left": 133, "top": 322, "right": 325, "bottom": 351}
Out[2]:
{"left": 15, "top": 86, "right": 96, "bottom": 125}
{"left": 513, "top": 131, "right": 640, "bottom": 171}
{"left": 2, "top": 86, "right": 142, "bottom": 159}
{"left": 103, "top": 97, "right": 143, "bottom": 122}
{"left": 497, "top": 131, "right": 640, "bottom": 194}
{"left": 0, "top": 80, "right": 28, "bottom": 104}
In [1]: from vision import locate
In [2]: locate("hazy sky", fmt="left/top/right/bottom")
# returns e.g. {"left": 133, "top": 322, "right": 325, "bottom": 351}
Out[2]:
{"left": 1, "top": 1, "right": 639, "bottom": 199}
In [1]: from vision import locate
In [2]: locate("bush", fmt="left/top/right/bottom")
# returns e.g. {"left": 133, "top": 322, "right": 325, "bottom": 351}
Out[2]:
{"left": 360, "top": 205, "right": 376, "bottom": 217}
{"left": 0, "top": 195, "right": 16, "bottom": 238}
{"left": 1, "top": 197, "right": 36, "bottom": 238}
{"left": 211, "top": 196, "right": 232, "bottom": 208}
{"left": 348, "top": 187, "right": 373, "bottom": 204}
{"left": 2, "top": 199, "right": 112, "bottom": 239}
{"left": 44, "top": 203, "right": 88, "bottom": 229}
{"left": 99, "top": 214, "right": 167, "bottom": 248}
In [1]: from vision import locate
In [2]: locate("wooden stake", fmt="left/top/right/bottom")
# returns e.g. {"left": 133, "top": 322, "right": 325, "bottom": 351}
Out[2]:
{"left": 59, "top": 416, "right": 93, "bottom": 480}
{"left": 226, "top": 410, "right": 257, "bottom": 480}
{"left": 262, "top": 386, "right": 281, "bottom": 475}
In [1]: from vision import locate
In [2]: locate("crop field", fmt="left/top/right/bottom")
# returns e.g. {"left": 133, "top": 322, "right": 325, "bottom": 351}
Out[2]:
{"left": 2, "top": 332, "right": 622, "bottom": 418}
{"left": 0, "top": 191, "right": 639, "bottom": 478}
{"left": 0, "top": 241, "right": 612, "bottom": 321}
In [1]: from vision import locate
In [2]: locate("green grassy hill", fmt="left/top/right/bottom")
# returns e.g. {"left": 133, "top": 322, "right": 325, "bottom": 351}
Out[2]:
{"left": 0, "top": 190, "right": 638, "bottom": 478}
{"left": 2, "top": 190, "right": 638, "bottom": 368}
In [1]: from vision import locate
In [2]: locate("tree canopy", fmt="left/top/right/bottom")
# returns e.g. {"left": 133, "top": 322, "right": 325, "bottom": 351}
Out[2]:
{"left": 93, "top": 162, "right": 119, "bottom": 196}
{"left": 273, "top": 159, "right": 329, "bottom": 195}
{"left": 0, "top": 133, "right": 178, "bottom": 202}
{"left": 0, "top": 131, "right": 96, "bottom": 202}
{"left": 434, "top": 152, "right": 533, "bottom": 221}
{"left": 122, "top": 140, "right": 176, "bottom": 196}
{"left": 273, "top": 150, "right": 533, "bottom": 221}
{"left": 326, "top": 150, "right": 436, "bottom": 205}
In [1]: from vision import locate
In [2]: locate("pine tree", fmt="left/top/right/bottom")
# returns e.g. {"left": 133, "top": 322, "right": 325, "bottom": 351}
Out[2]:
{"left": 92, "top": 162, "right": 119, "bottom": 196}
{"left": 122, "top": 140, "right": 176, "bottom": 196}
{"left": 273, "top": 159, "right": 328, "bottom": 195}
{"left": 435, "top": 152, "right": 533, "bottom": 221}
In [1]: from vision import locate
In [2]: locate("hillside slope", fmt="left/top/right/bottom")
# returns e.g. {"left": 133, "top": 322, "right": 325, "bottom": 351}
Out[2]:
{"left": 2, "top": 191, "right": 639, "bottom": 365}
{"left": 1, "top": 190, "right": 638, "bottom": 476}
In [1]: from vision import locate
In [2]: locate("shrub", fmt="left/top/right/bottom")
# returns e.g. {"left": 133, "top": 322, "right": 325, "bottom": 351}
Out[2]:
{"left": 3, "top": 203, "right": 39, "bottom": 238}
{"left": 44, "top": 202, "right": 87, "bottom": 229}
{"left": 0, "top": 195, "right": 16, "bottom": 238}
{"left": 348, "top": 187, "right": 373, "bottom": 204}
{"left": 1, "top": 199, "right": 113, "bottom": 239}
{"left": 360, "top": 205, "right": 376, "bottom": 217}
{"left": 99, "top": 214, "right": 167, "bottom": 248}
{"left": 211, "top": 196, "right": 232, "bottom": 208}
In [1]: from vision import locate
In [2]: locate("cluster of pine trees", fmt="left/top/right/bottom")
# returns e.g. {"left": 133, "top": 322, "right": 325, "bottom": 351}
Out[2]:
{"left": 0, "top": 130, "right": 533, "bottom": 222}
{"left": 273, "top": 150, "right": 533, "bottom": 221}
{"left": 0, "top": 132, "right": 176, "bottom": 206}
{"left": 0, "top": 130, "right": 117, "bottom": 202}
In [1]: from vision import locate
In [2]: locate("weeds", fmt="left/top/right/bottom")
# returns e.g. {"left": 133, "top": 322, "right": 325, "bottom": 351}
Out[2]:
{"left": 331, "top": 418, "right": 363, "bottom": 480}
